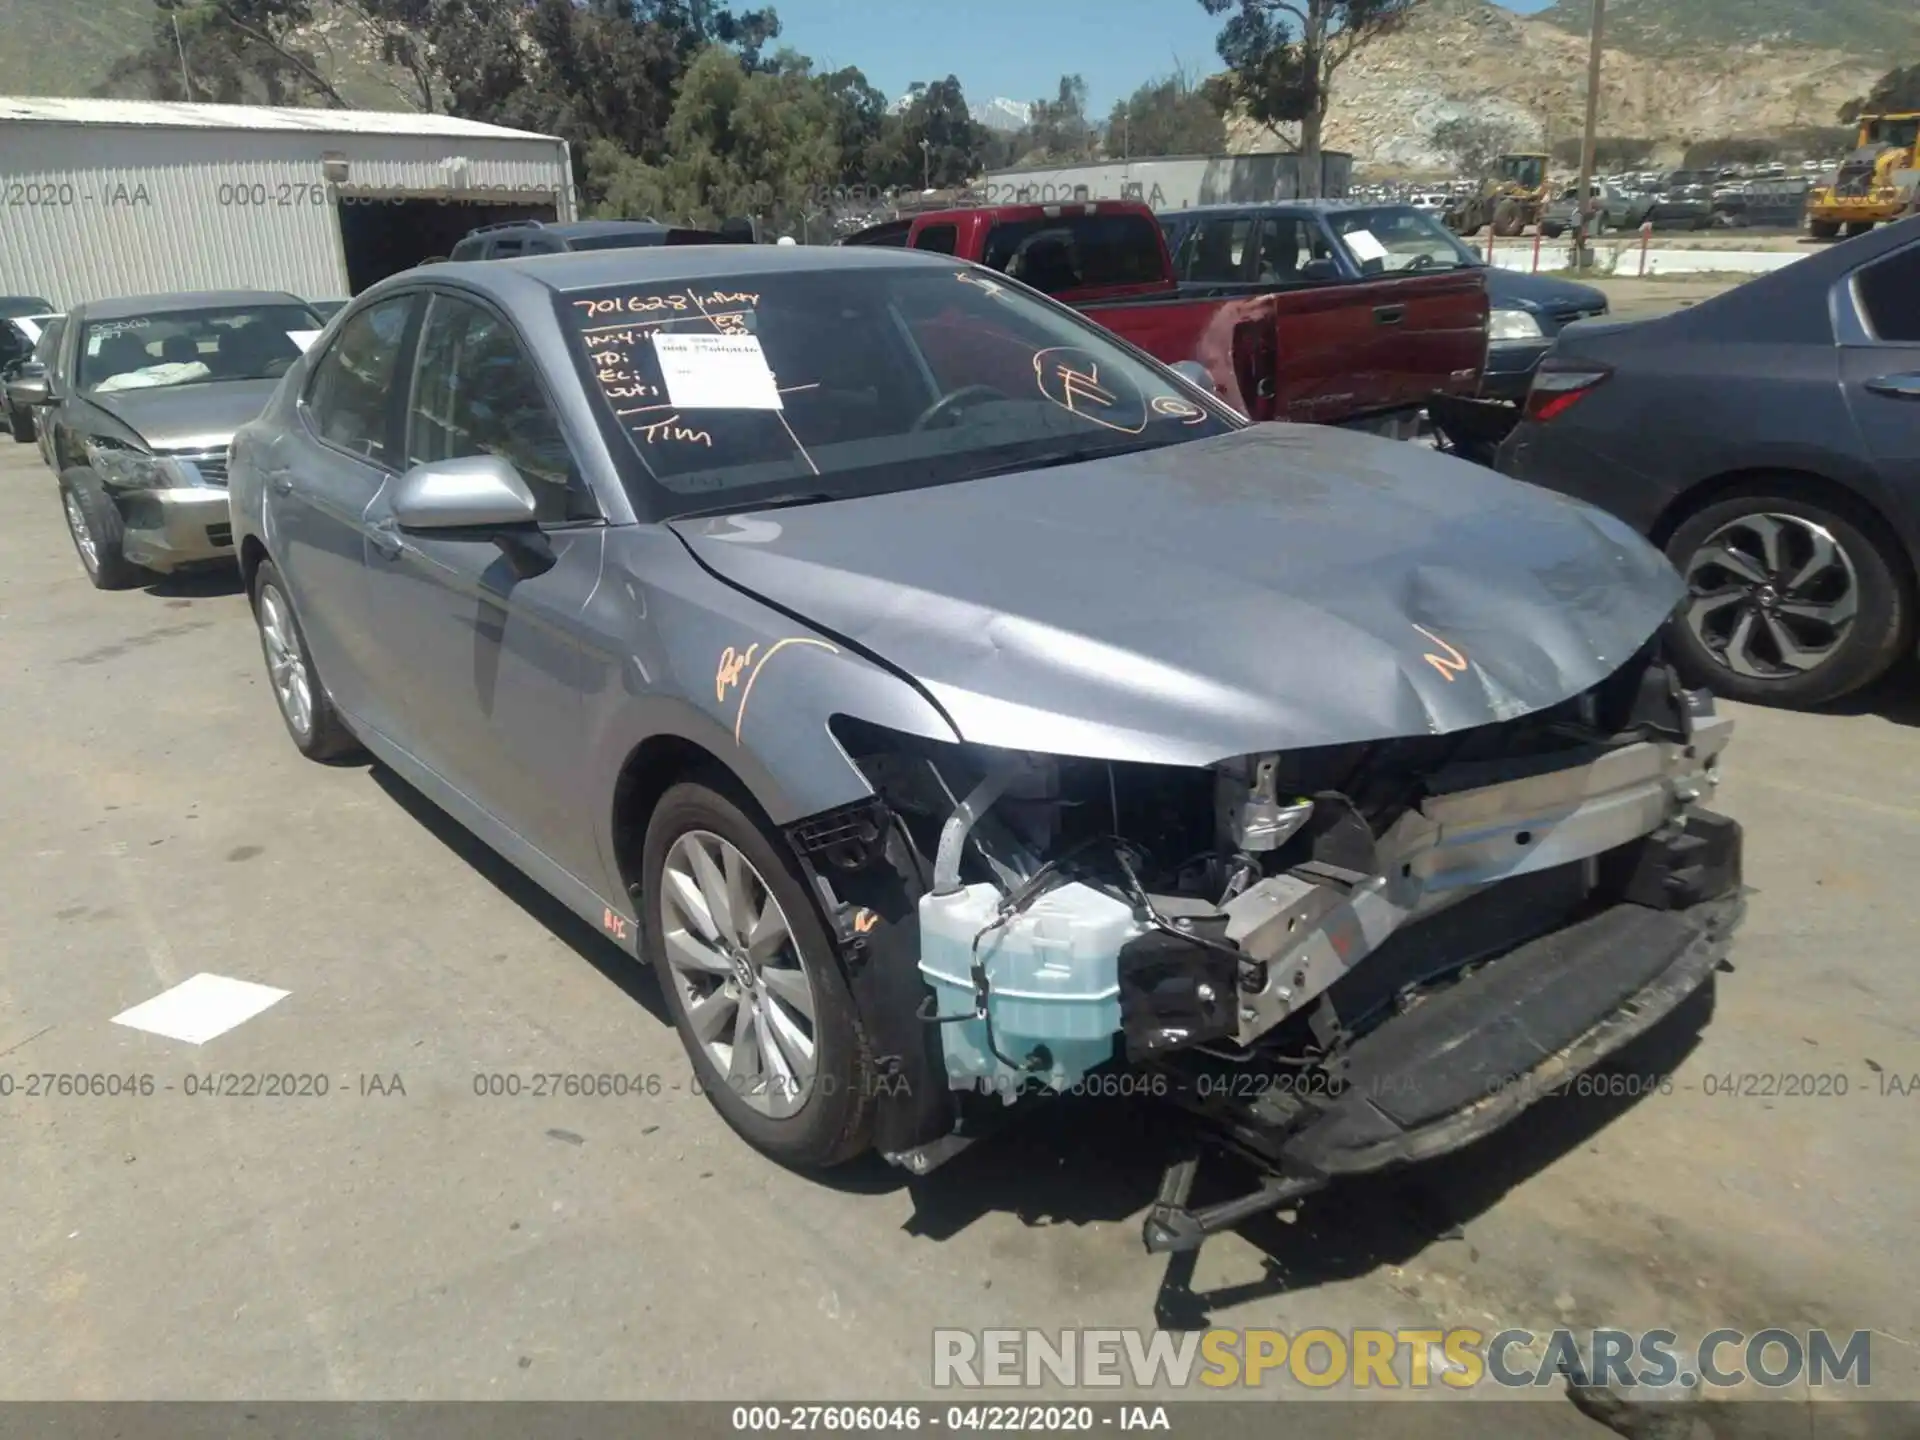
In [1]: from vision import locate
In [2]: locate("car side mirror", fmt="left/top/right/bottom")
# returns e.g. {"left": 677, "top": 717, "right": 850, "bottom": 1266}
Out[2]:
{"left": 391, "top": 455, "right": 538, "bottom": 531}
{"left": 1299, "top": 258, "right": 1340, "bottom": 282}
{"left": 10, "top": 370, "right": 50, "bottom": 407}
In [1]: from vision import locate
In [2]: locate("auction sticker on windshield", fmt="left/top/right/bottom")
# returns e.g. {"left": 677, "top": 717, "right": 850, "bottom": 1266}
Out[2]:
{"left": 652, "top": 333, "right": 784, "bottom": 410}
{"left": 1345, "top": 229, "right": 1389, "bottom": 264}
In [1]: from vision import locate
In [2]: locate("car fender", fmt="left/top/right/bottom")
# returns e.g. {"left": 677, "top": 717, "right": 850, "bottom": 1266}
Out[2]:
{"left": 583, "top": 527, "right": 960, "bottom": 900}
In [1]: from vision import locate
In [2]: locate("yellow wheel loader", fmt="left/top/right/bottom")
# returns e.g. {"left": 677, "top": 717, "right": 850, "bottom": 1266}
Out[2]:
{"left": 1807, "top": 113, "right": 1920, "bottom": 239}
{"left": 1445, "top": 153, "right": 1552, "bottom": 237}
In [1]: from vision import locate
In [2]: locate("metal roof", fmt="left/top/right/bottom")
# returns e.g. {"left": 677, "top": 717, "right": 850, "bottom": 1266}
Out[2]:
{"left": 0, "top": 96, "right": 556, "bottom": 142}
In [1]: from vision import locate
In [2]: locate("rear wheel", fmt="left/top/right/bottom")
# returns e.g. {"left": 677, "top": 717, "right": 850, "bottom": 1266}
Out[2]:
{"left": 1842, "top": 221, "right": 1874, "bottom": 239}
{"left": 1808, "top": 219, "right": 1841, "bottom": 239}
{"left": 250, "top": 559, "right": 361, "bottom": 759}
{"left": 642, "top": 779, "right": 874, "bottom": 1169}
{"left": 1664, "top": 486, "right": 1910, "bottom": 707}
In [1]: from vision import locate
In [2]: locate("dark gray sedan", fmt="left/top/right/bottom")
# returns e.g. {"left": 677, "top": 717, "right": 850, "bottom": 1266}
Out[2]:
{"left": 226, "top": 244, "right": 1743, "bottom": 1244}
{"left": 22, "top": 289, "right": 322, "bottom": 588}
{"left": 1501, "top": 217, "right": 1920, "bottom": 708}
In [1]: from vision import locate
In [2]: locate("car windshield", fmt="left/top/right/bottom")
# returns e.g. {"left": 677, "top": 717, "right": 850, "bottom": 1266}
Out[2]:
{"left": 1503, "top": 157, "right": 1546, "bottom": 188}
{"left": 78, "top": 303, "right": 320, "bottom": 393}
{"left": 1325, "top": 206, "right": 1476, "bottom": 272}
{"left": 562, "top": 262, "right": 1238, "bottom": 519}
{"left": 1863, "top": 117, "right": 1920, "bottom": 149}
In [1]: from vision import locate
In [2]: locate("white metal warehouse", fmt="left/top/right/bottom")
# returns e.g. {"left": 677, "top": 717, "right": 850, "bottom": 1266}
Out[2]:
{"left": 0, "top": 97, "right": 577, "bottom": 309}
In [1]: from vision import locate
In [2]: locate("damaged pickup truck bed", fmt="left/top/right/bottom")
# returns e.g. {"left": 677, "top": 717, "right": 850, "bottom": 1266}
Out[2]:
{"left": 231, "top": 243, "right": 1744, "bottom": 1254}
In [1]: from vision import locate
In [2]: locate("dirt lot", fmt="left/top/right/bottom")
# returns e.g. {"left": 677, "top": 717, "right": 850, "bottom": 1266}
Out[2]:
{"left": 1, "top": 435, "right": 1916, "bottom": 1424}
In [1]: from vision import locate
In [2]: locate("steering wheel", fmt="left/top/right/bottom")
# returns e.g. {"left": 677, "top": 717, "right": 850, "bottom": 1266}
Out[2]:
{"left": 1403, "top": 252, "right": 1438, "bottom": 272}
{"left": 910, "top": 384, "right": 1009, "bottom": 432}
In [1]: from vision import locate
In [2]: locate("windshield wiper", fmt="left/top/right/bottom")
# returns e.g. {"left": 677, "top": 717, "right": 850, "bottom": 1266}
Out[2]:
{"left": 669, "top": 491, "right": 838, "bottom": 521}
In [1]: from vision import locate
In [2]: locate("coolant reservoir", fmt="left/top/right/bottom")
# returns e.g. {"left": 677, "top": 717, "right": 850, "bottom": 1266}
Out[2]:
{"left": 918, "top": 882, "right": 1146, "bottom": 1095}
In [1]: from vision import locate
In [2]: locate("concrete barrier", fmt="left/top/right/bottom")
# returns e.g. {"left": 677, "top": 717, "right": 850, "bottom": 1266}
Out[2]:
{"left": 1484, "top": 243, "right": 1805, "bottom": 278}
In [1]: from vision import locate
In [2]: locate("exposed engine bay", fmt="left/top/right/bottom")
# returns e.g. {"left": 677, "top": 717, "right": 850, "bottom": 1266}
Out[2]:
{"left": 791, "top": 639, "right": 1745, "bottom": 1250}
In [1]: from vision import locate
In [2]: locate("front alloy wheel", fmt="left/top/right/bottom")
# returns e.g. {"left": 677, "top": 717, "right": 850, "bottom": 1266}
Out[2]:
{"left": 642, "top": 780, "right": 874, "bottom": 1167}
{"left": 660, "top": 830, "right": 820, "bottom": 1119}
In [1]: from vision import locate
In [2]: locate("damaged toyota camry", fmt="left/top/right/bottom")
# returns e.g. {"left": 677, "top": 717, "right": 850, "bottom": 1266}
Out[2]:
{"left": 228, "top": 244, "right": 1744, "bottom": 1252}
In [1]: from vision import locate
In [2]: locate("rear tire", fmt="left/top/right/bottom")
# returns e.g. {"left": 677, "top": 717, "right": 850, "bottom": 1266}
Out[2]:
{"left": 1808, "top": 219, "right": 1841, "bottom": 240}
{"left": 642, "top": 778, "right": 875, "bottom": 1169}
{"left": 249, "top": 558, "right": 361, "bottom": 760}
{"left": 59, "top": 470, "right": 145, "bottom": 590}
{"left": 1842, "top": 221, "right": 1874, "bottom": 239}
{"left": 1492, "top": 200, "right": 1524, "bottom": 237}
{"left": 1663, "top": 484, "right": 1910, "bottom": 708}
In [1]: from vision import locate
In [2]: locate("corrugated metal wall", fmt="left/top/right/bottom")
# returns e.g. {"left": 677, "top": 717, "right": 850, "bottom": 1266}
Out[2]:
{"left": 0, "top": 123, "right": 574, "bottom": 308}
{"left": 978, "top": 154, "right": 1355, "bottom": 211}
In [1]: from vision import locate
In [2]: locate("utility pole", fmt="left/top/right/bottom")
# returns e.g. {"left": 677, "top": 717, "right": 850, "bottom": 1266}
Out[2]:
{"left": 920, "top": 138, "right": 931, "bottom": 191}
{"left": 1573, "top": 0, "right": 1606, "bottom": 272}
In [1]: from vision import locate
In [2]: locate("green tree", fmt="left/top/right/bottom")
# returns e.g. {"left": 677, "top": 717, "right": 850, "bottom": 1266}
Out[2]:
{"left": 1430, "top": 115, "right": 1528, "bottom": 176}
{"left": 1200, "top": 0, "right": 1422, "bottom": 196}
{"left": 1027, "top": 74, "right": 1097, "bottom": 161}
{"left": 101, "top": 0, "right": 355, "bottom": 106}
{"left": 586, "top": 45, "right": 838, "bottom": 225}
{"left": 1106, "top": 70, "right": 1226, "bottom": 159}
{"left": 874, "top": 76, "right": 983, "bottom": 189}
{"left": 1840, "top": 64, "right": 1920, "bottom": 125}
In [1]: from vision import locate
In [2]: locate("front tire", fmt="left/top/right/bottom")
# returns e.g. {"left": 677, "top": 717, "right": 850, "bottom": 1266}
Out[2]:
{"left": 642, "top": 779, "right": 875, "bottom": 1169}
{"left": 1664, "top": 486, "right": 1910, "bottom": 707}
{"left": 60, "top": 470, "right": 145, "bottom": 590}
{"left": 1808, "top": 219, "right": 1841, "bottom": 240}
{"left": 250, "top": 558, "right": 361, "bottom": 759}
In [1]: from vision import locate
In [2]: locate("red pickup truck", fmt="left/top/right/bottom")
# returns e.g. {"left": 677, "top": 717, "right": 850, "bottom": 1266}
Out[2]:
{"left": 841, "top": 200, "right": 1488, "bottom": 433}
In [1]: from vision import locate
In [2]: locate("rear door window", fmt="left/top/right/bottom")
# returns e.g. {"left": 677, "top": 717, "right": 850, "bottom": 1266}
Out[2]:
{"left": 913, "top": 225, "right": 959, "bottom": 255}
{"left": 1857, "top": 244, "right": 1920, "bottom": 343}
{"left": 981, "top": 212, "right": 1165, "bottom": 293}
{"left": 1175, "top": 216, "right": 1253, "bottom": 283}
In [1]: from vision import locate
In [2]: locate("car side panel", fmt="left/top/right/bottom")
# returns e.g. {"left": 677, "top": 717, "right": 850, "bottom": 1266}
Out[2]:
{"left": 1502, "top": 334, "right": 1875, "bottom": 537}
{"left": 578, "top": 528, "right": 960, "bottom": 916}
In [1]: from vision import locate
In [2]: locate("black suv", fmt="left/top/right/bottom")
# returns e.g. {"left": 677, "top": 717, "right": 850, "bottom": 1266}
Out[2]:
{"left": 446, "top": 219, "right": 742, "bottom": 261}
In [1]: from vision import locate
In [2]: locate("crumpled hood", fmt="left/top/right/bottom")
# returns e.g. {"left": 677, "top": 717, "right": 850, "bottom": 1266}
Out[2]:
{"left": 89, "top": 377, "right": 279, "bottom": 452}
{"left": 671, "top": 425, "right": 1683, "bottom": 766}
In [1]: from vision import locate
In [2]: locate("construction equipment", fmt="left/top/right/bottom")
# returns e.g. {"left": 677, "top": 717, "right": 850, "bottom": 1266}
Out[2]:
{"left": 1445, "top": 153, "right": 1552, "bottom": 237}
{"left": 1806, "top": 113, "right": 1920, "bottom": 239}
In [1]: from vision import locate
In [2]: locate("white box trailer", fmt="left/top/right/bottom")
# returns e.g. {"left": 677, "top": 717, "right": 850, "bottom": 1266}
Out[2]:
{"left": 0, "top": 97, "right": 577, "bottom": 309}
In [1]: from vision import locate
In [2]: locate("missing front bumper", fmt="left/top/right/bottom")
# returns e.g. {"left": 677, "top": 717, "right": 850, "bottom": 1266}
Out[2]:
{"left": 1141, "top": 875, "right": 1743, "bottom": 1254}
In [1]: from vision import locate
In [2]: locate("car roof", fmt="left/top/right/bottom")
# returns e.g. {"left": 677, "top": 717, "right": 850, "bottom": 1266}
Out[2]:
{"left": 1175, "top": 199, "right": 1414, "bottom": 217}
{"left": 467, "top": 219, "right": 691, "bottom": 240}
{"left": 389, "top": 243, "right": 961, "bottom": 302}
{"left": 76, "top": 289, "right": 312, "bottom": 321}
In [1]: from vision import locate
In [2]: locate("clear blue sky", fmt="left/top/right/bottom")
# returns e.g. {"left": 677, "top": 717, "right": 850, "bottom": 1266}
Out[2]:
{"left": 767, "top": 0, "right": 1560, "bottom": 113}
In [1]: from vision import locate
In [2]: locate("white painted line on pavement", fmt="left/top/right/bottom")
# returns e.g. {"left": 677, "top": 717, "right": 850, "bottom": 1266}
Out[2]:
{"left": 110, "top": 972, "right": 290, "bottom": 1044}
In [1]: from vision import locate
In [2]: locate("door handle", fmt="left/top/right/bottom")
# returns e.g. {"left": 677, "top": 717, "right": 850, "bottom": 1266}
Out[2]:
{"left": 1374, "top": 305, "right": 1406, "bottom": 325}
{"left": 267, "top": 473, "right": 294, "bottom": 496}
{"left": 1865, "top": 373, "right": 1920, "bottom": 400}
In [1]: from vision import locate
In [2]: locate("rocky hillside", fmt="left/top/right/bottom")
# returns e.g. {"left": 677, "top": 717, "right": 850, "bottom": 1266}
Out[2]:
{"left": 1227, "top": 0, "right": 1891, "bottom": 172}
{"left": 1539, "top": 0, "right": 1920, "bottom": 57}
